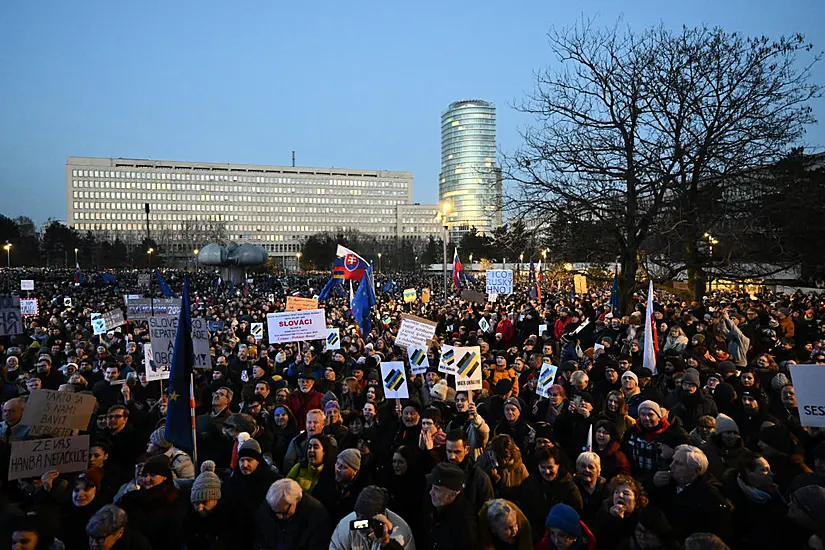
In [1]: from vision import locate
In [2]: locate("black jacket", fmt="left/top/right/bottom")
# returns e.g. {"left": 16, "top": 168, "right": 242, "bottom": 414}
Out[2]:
{"left": 510, "top": 471, "right": 583, "bottom": 543}
{"left": 651, "top": 474, "right": 733, "bottom": 545}
{"left": 118, "top": 480, "right": 189, "bottom": 550}
{"left": 421, "top": 493, "right": 480, "bottom": 550}
{"left": 253, "top": 491, "right": 332, "bottom": 550}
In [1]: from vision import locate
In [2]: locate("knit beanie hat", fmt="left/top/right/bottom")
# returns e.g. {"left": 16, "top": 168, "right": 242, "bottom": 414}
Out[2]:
{"left": 430, "top": 380, "right": 449, "bottom": 402}
{"left": 504, "top": 396, "right": 522, "bottom": 413}
{"left": 191, "top": 461, "right": 222, "bottom": 503}
{"left": 324, "top": 400, "right": 340, "bottom": 414}
{"left": 638, "top": 400, "right": 662, "bottom": 418}
{"left": 770, "top": 372, "right": 790, "bottom": 393}
{"left": 142, "top": 454, "right": 173, "bottom": 479}
{"left": 715, "top": 413, "right": 739, "bottom": 434}
{"left": 759, "top": 424, "right": 794, "bottom": 455}
{"left": 622, "top": 370, "right": 639, "bottom": 384}
{"left": 337, "top": 448, "right": 362, "bottom": 471}
{"left": 681, "top": 370, "right": 701, "bottom": 388}
{"left": 354, "top": 485, "right": 389, "bottom": 518}
{"left": 792, "top": 485, "right": 825, "bottom": 525}
{"left": 150, "top": 427, "right": 173, "bottom": 450}
{"left": 545, "top": 503, "right": 582, "bottom": 537}
{"left": 237, "top": 432, "right": 264, "bottom": 463}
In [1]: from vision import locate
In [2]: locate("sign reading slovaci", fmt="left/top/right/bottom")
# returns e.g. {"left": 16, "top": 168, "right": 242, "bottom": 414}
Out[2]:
{"left": 21, "top": 389, "right": 97, "bottom": 433}
{"left": 267, "top": 309, "right": 327, "bottom": 344}
{"left": 395, "top": 314, "right": 437, "bottom": 349}
{"left": 789, "top": 364, "right": 825, "bottom": 427}
{"left": 486, "top": 270, "right": 513, "bottom": 295}
{"left": 9, "top": 435, "right": 90, "bottom": 481}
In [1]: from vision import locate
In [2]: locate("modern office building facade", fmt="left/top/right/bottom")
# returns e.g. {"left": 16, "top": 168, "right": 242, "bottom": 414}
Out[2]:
{"left": 395, "top": 204, "right": 443, "bottom": 240}
{"left": 439, "top": 99, "right": 502, "bottom": 242}
{"left": 66, "top": 157, "right": 427, "bottom": 264}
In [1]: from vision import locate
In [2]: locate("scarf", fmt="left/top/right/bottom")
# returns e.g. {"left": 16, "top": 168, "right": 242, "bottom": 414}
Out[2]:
{"left": 736, "top": 475, "right": 772, "bottom": 505}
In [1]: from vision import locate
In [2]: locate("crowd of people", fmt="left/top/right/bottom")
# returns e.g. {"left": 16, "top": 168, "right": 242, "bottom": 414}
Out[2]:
{"left": 1, "top": 267, "right": 824, "bottom": 550}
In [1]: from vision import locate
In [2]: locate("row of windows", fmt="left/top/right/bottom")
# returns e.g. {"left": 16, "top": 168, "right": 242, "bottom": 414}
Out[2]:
{"left": 72, "top": 197, "right": 405, "bottom": 212}
{"left": 71, "top": 189, "right": 407, "bottom": 202}
{"left": 71, "top": 170, "right": 409, "bottom": 189}
{"left": 71, "top": 180, "right": 409, "bottom": 197}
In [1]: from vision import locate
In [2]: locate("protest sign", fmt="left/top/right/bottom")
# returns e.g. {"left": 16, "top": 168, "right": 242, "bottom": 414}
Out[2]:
{"left": 454, "top": 346, "right": 482, "bottom": 391}
{"left": 102, "top": 308, "right": 125, "bottom": 330}
{"left": 479, "top": 317, "right": 490, "bottom": 333}
{"left": 0, "top": 295, "right": 22, "bottom": 337}
{"left": 20, "top": 280, "right": 34, "bottom": 291}
{"left": 395, "top": 314, "right": 437, "bottom": 349}
{"left": 267, "top": 309, "right": 327, "bottom": 344}
{"left": 486, "top": 270, "right": 513, "bottom": 295}
{"left": 148, "top": 315, "right": 179, "bottom": 368}
{"left": 191, "top": 317, "right": 211, "bottom": 369}
{"left": 403, "top": 288, "right": 417, "bottom": 303}
{"left": 539, "top": 323, "right": 548, "bottom": 336}
{"left": 421, "top": 288, "right": 430, "bottom": 304}
{"left": 91, "top": 314, "right": 106, "bottom": 336}
{"left": 207, "top": 320, "right": 225, "bottom": 332}
{"left": 536, "top": 364, "right": 559, "bottom": 398}
{"left": 124, "top": 294, "right": 141, "bottom": 302}
{"left": 63, "top": 297, "right": 72, "bottom": 308}
{"left": 143, "top": 343, "right": 169, "bottom": 381}
{"left": 439, "top": 345, "right": 479, "bottom": 376}
{"left": 9, "top": 435, "right": 90, "bottom": 481}
{"left": 407, "top": 346, "right": 428, "bottom": 374}
{"left": 138, "top": 274, "right": 151, "bottom": 288}
{"left": 21, "top": 389, "right": 97, "bottom": 432}
{"left": 574, "top": 274, "right": 588, "bottom": 294}
{"left": 127, "top": 298, "right": 180, "bottom": 320}
{"left": 285, "top": 296, "right": 319, "bottom": 312}
{"left": 488, "top": 293, "right": 498, "bottom": 303}
{"left": 789, "top": 364, "right": 825, "bottom": 427}
{"left": 461, "top": 289, "right": 487, "bottom": 305}
{"left": 251, "top": 322, "right": 264, "bottom": 341}
{"left": 325, "top": 328, "right": 341, "bottom": 350}
{"left": 380, "top": 361, "right": 409, "bottom": 399}
{"left": 20, "top": 298, "right": 38, "bottom": 316}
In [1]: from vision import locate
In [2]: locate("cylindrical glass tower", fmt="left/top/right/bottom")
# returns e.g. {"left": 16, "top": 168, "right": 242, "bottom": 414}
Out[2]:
{"left": 440, "top": 99, "right": 500, "bottom": 241}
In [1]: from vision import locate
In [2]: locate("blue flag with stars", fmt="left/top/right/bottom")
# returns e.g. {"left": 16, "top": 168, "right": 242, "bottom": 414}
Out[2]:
{"left": 164, "top": 276, "right": 194, "bottom": 452}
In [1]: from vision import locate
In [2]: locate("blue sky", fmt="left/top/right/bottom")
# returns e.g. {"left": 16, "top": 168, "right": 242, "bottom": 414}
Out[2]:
{"left": 1, "top": 0, "right": 822, "bottom": 225}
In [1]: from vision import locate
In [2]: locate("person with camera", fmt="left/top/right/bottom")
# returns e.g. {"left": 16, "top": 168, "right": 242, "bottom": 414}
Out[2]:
{"left": 330, "top": 485, "right": 414, "bottom": 549}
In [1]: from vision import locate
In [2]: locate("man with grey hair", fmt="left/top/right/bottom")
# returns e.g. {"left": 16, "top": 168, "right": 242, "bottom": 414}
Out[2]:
{"left": 255, "top": 478, "right": 332, "bottom": 549}
{"left": 0, "top": 397, "right": 29, "bottom": 443}
{"left": 86, "top": 504, "right": 151, "bottom": 550}
{"left": 650, "top": 444, "right": 733, "bottom": 545}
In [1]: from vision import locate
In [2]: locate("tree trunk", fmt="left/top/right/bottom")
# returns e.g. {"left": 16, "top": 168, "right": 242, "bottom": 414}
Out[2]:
{"left": 685, "top": 240, "right": 706, "bottom": 303}
{"left": 619, "top": 253, "right": 639, "bottom": 316}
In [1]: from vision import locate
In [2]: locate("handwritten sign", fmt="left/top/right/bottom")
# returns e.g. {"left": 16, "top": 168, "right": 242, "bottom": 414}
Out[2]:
{"left": 20, "top": 298, "right": 38, "bottom": 316}
{"left": 486, "top": 270, "right": 513, "bottom": 295}
{"left": 0, "top": 295, "right": 23, "bottom": 337}
{"left": 148, "top": 315, "right": 179, "bottom": 368}
{"left": 266, "top": 309, "right": 327, "bottom": 344}
{"left": 21, "top": 389, "right": 97, "bottom": 432}
{"left": 20, "top": 280, "right": 34, "bottom": 291}
{"left": 138, "top": 273, "right": 151, "bottom": 288}
{"left": 789, "top": 364, "right": 825, "bottom": 427}
{"left": 285, "top": 296, "right": 319, "bottom": 312}
{"left": 102, "top": 308, "right": 125, "bottom": 330}
{"left": 380, "top": 361, "right": 409, "bottom": 399}
{"left": 573, "top": 274, "right": 588, "bottom": 294}
{"left": 403, "top": 288, "right": 417, "bottom": 303}
{"left": 9, "top": 435, "right": 90, "bottom": 481}
{"left": 422, "top": 288, "right": 431, "bottom": 304}
{"left": 395, "top": 314, "right": 437, "bottom": 349}
{"left": 191, "top": 317, "right": 211, "bottom": 369}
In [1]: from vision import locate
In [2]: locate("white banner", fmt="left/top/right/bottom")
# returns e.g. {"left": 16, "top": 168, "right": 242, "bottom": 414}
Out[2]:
{"left": 191, "top": 317, "right": 211, "bottom": 369}
{"left": 380, "top": 361, "right": 409, "bottom": 399}
{"left": 789, "top": 364, "right": 825, "bottom": 427}
{"left": 395, "top": 314, "right": 437, "bottom": 349}
{"left": 20, "top": 279, "right": 34, "bottom": 291}
{"left": 486, "top": 270, "right": 513, "bottom": 295}
{"left": 536, "top": 364, "right": 559, "bottom": 398}
{"left": 20, "top": 298, "right": 38, "bottom": 316}
{"left": 148, "top": 315, "right": 178, "bottom": 369}
{"left": 9, "top": 436, "right": 90, "bottom": 481}
{"left": 266, "top": 309, "right": 327, "bottom": 344}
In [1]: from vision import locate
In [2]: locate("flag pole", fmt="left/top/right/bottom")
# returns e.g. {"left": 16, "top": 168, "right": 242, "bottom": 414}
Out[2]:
{"left": 189, "top": 373, "right": 198, "bottom": 466}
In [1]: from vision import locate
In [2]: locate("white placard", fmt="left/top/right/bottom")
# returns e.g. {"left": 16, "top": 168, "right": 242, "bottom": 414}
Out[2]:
{"left": 20, "top": 298, "right": 38, "bottom": 316}
{"left": 251, "top": 322, "right": 264, "bottom": 342}
{"left": 9, "top": 436, "right": 90, "bottom": 481}
{"left": 789, "top": 364, "right": 825, "bottom": 427}
{"left": 539, "top": 323, "right": 548, "bottom": 335}
{"left": 102, "top": 308, "right": 125, "bottom": 330}
{"left": 488, "top": 293, "right": 498, "bottom": 303}
{"left": 439, "top": 345, "right": 480, "bottom": 377}
{"left": 479, "top": 318, "right": 491, "bottom": 333}
{"left": 486, "top": 270, "right": 513, "bottom": 295}
{"left": 144, "top": 343, "right": 169, "bottom": 381}
{"left": 21, "top": 389, "right": 97, "bottom": 432}
{"left": 395, "top": 314, "right": 437, "bottom": 349}
{"left": 191, "top": 317, "right": 211, "bottom": 369}
{"left": 63, "top": 297, "right": 72, "bottom": 308}
{"left": 455, "top": 346, "right": 483, "bottom": 391}
{"left": 148, "top": 315, "right": 179, "bottom": 369}
{"left": 536, "top": 364, "right": 559, "bottom": 398}
{"left": 91, "top": 313, "right": 106, "bottom": 335}
{"left": 325, "top": 328, "right": 341, "bottom": 350}
{"left": 380, "top": 361, "right": 409, "bottom": 399}
{"left": 407, "top": 346, "right": 429, "bottom": 375}
{"left": 20, "top": 280, "right": 34, "bottom": 291}
{"left": 266, "top": 309, "right": 327, "bottom": 344}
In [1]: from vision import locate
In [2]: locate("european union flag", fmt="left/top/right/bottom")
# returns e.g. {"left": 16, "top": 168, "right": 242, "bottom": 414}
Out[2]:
{"left": 155, "top": 271, "right": 175, "bottom": 298}
{"left": 610, "top": 268, "right": 621, "bottom": 314}
{"left": 164, "top": 277, "right": 194, "bottom": 453}
{"left": 351, "top": 265, "right": 376, "bottom": 335}
{"left": 101, "top": 273, "right": 117, "bottom": 284}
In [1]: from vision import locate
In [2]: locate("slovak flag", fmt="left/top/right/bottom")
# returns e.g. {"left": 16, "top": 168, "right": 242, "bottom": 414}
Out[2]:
{"left": 643, "top": 280, "right": 659, "bottom": 375}
{"left": 452, "top": 248, "right": 463, "bottom": 290}
{"left": 335, "top": 245, "right": 369, "bottom": 280}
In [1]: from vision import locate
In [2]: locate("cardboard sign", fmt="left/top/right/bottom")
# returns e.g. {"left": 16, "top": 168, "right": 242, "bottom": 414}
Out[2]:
{"left": 407, "top": 346, "right": 429, "bottom": 374}
{"left": 266, "top": 309, "right": 327, "bottom": 344}
{"left": 403, "top": 288, "right": 417, "bottom": 303}
{"left": 422, "top": 288, "right": 431, "bottom": 304}
{"left": 488, "top": 293, "right": 498, "bottom": 303}
{"left": 536, "top": 364, "right": 559, "bottom": 398}
{"left": 148, "top": 315, "right": 179, "bottom": 368}
{"left": 21, "top": 389, "right": 97, "bottom": 432}
{"left": 789, "top": 364, "right": 825, "bottom": 427}
{"left": 486, "top": 270, "right": 513, "bottom": 295}
{"left": 20, "top": 298, "right": 38, "bottom": 316}
{"left": 191, "top": 317, "right": 211, "bottom": 369}
{"left": 461, "top": 289, "right": 487, "bottom": 305}
{"left": 102, "top": 308, "right": 125, "bottom": 330}
{"left": 454, "top": 346, "right": 482, "bottom": 391}
{"left": 395, "top": 314, "right": 437, "bottom": 349}
{"left": 138, "top": 273, "right": 151, "bottom": 288}
{"left": 325, "top": 328, "right": 341, "bottom": 351}
{"left": 127, "top": 298, "right": 180, "bottom": 320}
{"left": 285, "top": 296, "right": 319, "bottom": 312}
{"left": 439, "top": 345, "right": 480, "bottom": 377}
{"left": 0, "top": 295, "right": 23, "bottom": 337}
{"left": 63, "top": 297, "right": 73, "bottom": 308}
{"left": 9, "top": 435, "right": 90, "bottom": 481}
{"left": 143, "top": 343, "right": 169, "bottom": 381}
{"left": 380, "top": 361, "right": 409, "bottom": 399}
{"left": 91, "top": 314, "right": 106, "bottom": 335}
{"left": 573, "top": 274, "right": 588, "bottom": 294}
{"left": 251, "top": 322, "right": 264, "bottom": 341}
{"left": 20, "top": 280, "right": 34, "bottom": 291}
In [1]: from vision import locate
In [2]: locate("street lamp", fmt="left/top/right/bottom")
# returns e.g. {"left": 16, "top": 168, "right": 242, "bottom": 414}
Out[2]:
{"left": 147, "top": 247, "right": 154, "bottom": 270}
{"left": 469, "top": 253, "right": 473, "bottom": 268}
{"left": 519, "top": 252, "right": 524, "bottom": 279}
{"left": 296, "top": 252, "right": 302, "bottom": 271}
{"left": 438, "top": 202, "right": 451, "bottom": 300}
{"left": 378, "top": 252, "right": 382, "bottom": 273}
{"left": 703, "top": 233, "right": 719, "bottom": 257}
{"left": 74, "top": 247, "right": 79, "bottom": 267}
{"left": 3, "top": 243, "right": 11, "bottom": 268}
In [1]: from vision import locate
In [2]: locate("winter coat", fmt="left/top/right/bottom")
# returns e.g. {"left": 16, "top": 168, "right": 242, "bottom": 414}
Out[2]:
{"left": 223, "top": 462, "right": 282, "bottom": 550}
{"left": 720, "top": 318, "right": 750, "bottom": 368}
{"left": 510, "top": 471, "right": 583, "bottom": 543}
{"left": 253, "top": 491, "right": 332, "bottom": 550}
{"left": 701, "top": 435, "right": 748, "bottom": 482}
{"left": 590, "top": 503, "right": 640, "bottom": 550}
{"left": 620, "top": 418, "right": 688, "bottom": 477}
{"left": 478, "top": 499, "right": 533, "bottom": 550}
{"left": 494, "top": 418, "right": 535, "bottom": 456}
{"left": 651, "top": 474, "right": 733, "bottom": 545}
{"left": 446, "top": 412, "right": 491, "bottom": 461}
{"left": 330, "top": 509, "right": 415, "bottom": 550}
{"left": 669, "top": 389, "right": 718, "bottom": 432}
{"left": 419, "top": 493, "right": 479, "bottom": 550}
{"left": 726, "top": 474, "right": 788, "bottom": 550}
{"left": 596, "top": 441, "right": 631, "bottom": 481}
{"left": 182, "top": 499, "right": 233, "bottom": 550}
{"left": 574, "top": 476, "right": 610, "bottom": 525}
{"left": 118, "top": 479, "right": 189, "bottom": 550}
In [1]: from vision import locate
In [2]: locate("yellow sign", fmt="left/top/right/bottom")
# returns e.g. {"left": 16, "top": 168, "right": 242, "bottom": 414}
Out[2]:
{"left": 285, "top": 296, "right": 319, "bottom": 312}
{"left": 403, "top": 288, "right": 417, "bottom": 303}
{"left": 421, "top": 288, "right": 430, "bottom": 303}
{"left": 573, "top": 274, "right": 588, "bottom": 294}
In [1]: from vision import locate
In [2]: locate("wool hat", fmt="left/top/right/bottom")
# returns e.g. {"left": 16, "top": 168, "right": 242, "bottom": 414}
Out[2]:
{"left": 426, "top": 462, "right": 465, "bottom": 491}
{"left": 191, "top": 460, "right": 222, "bottom": 503}
{"left": 401, "top": 399, "right": 422, "bottom": 414}
{"left": 430, "top": 380, "right": 449, "bottom": 402}
{"left": 622, "top": 371, "right": 639, "bottom": 384}
{"left": 717, "top": 361, "right": 737, "bottom": 376}
{"left": 771, "top": 372, "right": 790, "bottom": 393}
{"left": 504, "top": 396, "right": 522, "bottom": 412}
{"left": 324, "top": 400, "right": 341, "bottom": 413}
{"left": 545, "top": 503, "right": 582, "bottom": 537}
{"left": 149, "top": 427, "right": 173, "bottom": 450}
{"left": 792, "top": 485, "right": 825, "bottom": 524}
{"left": 142, "top": 454, "right": 173, "bottom": 479}
{"left": 759, "top": 424, "right": 795, "bottom": 455}
{"left": 337, "top": 448, "right": 362, "bottom": 471}
{"left": 237, "top": 433, "right": 264, "bottom": 463}
{"left": 715, "top": 413, "right": 739, "bottom": 434}
{"left": 637, "top": 367, "right": 654, "bottom": 379}
{"left": 682, "top": 370, "right": 701, "bottom": 388}
{"left": 354, "top": 485, "right": 389, "bottom": 518}
{"left": 638, "top": 400, "right": 663, "bottom": 418}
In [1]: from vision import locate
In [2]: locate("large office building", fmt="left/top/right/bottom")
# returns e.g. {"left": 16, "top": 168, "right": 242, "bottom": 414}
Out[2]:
{"left": 66, "top": 156, "right": 436, "bottom": 265}
{"left": 439, "top": 99, "right": 502, "bottom": 241}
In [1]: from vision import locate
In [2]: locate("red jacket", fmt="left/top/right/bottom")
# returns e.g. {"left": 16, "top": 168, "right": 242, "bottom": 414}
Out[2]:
{"left": 496, "top": 318, "right": 514, "bottom": 345}
{"left": 288, "top": 389, "right": 323, "bottom": 427}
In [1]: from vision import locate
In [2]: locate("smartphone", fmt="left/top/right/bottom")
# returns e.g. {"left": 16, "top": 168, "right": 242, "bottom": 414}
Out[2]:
{"left": 572, "top": 395, "right": 582, "bottom": 408}
{"left": 350, "top": 519, "right": 371, "bottom": 531}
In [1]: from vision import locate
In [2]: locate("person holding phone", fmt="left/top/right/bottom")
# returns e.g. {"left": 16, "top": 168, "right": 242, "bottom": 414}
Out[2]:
{"left": 330, "top": 485, "right": 414, "bottom": 549}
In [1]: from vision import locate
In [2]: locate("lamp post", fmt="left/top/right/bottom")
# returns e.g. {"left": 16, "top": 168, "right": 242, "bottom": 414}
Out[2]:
{"left": 74, "top": 247, "right": 79, "bottom": 267}
{"left": 519, "top": 252, "right": 524, "bottom": 280}
{"left": 3, "top": 243, "right": 11, "bottom": 268}
{"left": 296, "top": 252, "right": 302, "bottom": 272}
{"left": 469, "top": 253, "right": 473, "bottom": 273}
{"left": 193, "top": 249, "right": 199, "bottom": 272}
{"left": 378, "top": 252, "right": 382, "bottom": 273}
{"left": 439, "top": 202, "right": 451, "bottom": 300}
{"left": 147, "top": 247, "right": 154, "bottom": 270}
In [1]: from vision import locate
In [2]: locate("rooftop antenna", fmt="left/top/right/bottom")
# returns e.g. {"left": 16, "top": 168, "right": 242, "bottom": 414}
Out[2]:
{"left": 292, "top": 151, "right": 295, "bottom": 167}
